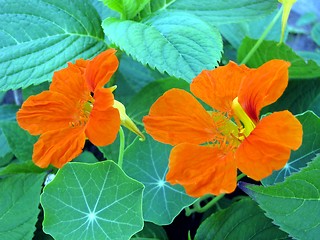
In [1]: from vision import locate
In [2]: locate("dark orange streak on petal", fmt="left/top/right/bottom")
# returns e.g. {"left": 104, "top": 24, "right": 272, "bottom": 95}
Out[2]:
{"left": 143, "top": 89, "right": 218, "bottom": 146}
{"left": 191, "top": 61, "right": 250, "bottom": 113}
{"left": 85, "top": 88, "right": 120, "bottom": 146}
{"left": 238, "top": 60, "right": 290, "bottom": 122}
{"left": 74, "top": 59, "right": 89, "bottom": 74}
{"left": 50, "top": 63, "right": 90, "bottom": 102}
{"left": 166, "top": 143, "right": 237, "bottom": 197}
{"left": 33, "top": 127, "right": 86, "bottom": 168}
{"left": 85, "top": 49, "right": 119, "bottom": 92}
{"left": 236, "top": 111, "right": 302, "bottom": 180}
{"left": 16, "top": 91, "right": 77, "bottom": 135}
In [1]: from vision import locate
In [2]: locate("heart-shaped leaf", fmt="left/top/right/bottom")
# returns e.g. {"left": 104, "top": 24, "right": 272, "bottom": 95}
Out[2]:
{"left": 41, "top": 161, "right": 144, "bottom": 240}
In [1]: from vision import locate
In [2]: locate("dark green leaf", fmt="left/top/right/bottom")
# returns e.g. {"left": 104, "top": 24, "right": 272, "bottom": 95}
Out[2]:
{"left": 132, "top": 222, "right": 168, "bottom": 240}
{"left": 263, "top": 111, "right": 320, "bottom": 185}
{"left": 0, "top": 160, "right": 49, "bottom": 176}
{"left": 240, "top": 155, "right": 320, "bottom": 240}
{"left": 126, "top": 77, "right": 189, "bottom": 125}
{"left": 0, "top": 173, "right": 45, "bottom": 240}
{"left": 238, "top": 38, "right": 320, "bottom": 79}
{"left": 1, "top": 121, "right": 37, "bottom": 162}
{"left": 262, "top": 79, "right": 320, "bottom": 117}
{"left": 0, "top": 105, "right": 19, "bottom": 122}
{"left": 123, "top": 135, "right": 195, "bottom": 225}
{"left": 194, "top": 198, "right": 289, "bottom": 240}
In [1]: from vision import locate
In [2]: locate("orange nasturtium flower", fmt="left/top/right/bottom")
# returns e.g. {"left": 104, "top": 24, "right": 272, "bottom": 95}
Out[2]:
{"left": 143, "top": 60, "right": 303, "bottom": 197}
{"left": 17, "top": 49, "right": 144, "bottom": 168}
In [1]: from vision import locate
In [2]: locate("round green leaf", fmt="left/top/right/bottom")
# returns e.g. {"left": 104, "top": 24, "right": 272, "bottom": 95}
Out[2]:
{"left": 123, "top": 135, "right": 196, "bottom": 225}
{"left": 0, "top": 0, "right": 107, "bottom": 90}
{"left": 41, "top": 161, "right": 144, "bottom": 240}
{"left": 195, "top": 198, "right": 289, "bottom": 240}
{"left": 103, "top": 12, "right": 222, "bottom": 82}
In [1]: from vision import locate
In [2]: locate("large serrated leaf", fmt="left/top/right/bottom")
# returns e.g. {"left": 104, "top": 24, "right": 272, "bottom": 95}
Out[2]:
{"left": 237, "top": 38, "right": 320, "bottom": 79}
{"left": 240, "top": 155, "right": 320, "bottom": 240}
{"left": 263, "top": 111, "right": 320, "bottom": 185}
{"left": 166, "top": 0, "right": 278, "bottom": 24}
{"left": 0, "top": 173, "right": 45, "bottom": 240}
{"left": 41, "top": 161, "right": 144, "bottom": 240}
{"left": 0, "top": 0, "right": 107, "bottom": 91}
{"left": 194, "top": 198, "right": 289, "bottom": 240}
{"left": 103, "top": 12, "right": 222, "bottom": 82}
{"left": 123, "top": 135, "right": 195, "bottom": 225}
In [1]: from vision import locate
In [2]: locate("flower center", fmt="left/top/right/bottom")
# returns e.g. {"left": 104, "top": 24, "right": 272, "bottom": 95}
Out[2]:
{"left": 231, "top": 97, "right": 256, "bottom": 137}
{"left": 69, "top": 94, "right": 95, "bottom": 127}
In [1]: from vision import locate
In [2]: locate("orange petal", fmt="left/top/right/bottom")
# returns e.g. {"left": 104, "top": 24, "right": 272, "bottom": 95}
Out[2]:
{"left": 73, "top": 59, "right": 89, "bottom": 74}
{"left": 50, "top": 63, "right": 90, "bottom": 102}
{"left": 191, "top": 61, "right": 251, "bottom": 113}
{"left": 236, "top": 110, "right": 303, "bottom": 180}
{"left": 85, "top": 88, "right": 120, "bottom": 146}
{"left": 166, "top": 143, "right": 237, "bottom": 197}
{"left": 85, "top": 49, "right": 119, "bottom": 92}
{"left": 16, "top": 91, "right": 78, "bottom": 135}
{"left": 33, "top": 127, "right": 86, "bottom": 168}
{"left": 238, "top": 60, "right": 290, "bottom": 122}
{"left": 143, "top": 89, "right": 218, "bottom": 145}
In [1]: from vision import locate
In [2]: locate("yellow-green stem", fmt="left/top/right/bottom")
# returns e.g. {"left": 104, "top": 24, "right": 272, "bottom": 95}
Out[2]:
{"left": 118, "top": 127, "right": 125, "bottom": 169}
{"left": 240, "top": 6, "right": 283, "bottom": 65}
{"left": 185, "top": 173, "right": 246, "bottom": 216}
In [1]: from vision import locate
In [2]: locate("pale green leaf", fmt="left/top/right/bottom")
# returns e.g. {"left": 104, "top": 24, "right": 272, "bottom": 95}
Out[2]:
{"left": 103, "top": 12, "right": 222, "bottom": 82}
{"left": 123, "top": 135, "right": 195, "bottom": 225}
{"left": 237, "top": 38, "right": 320, "bottom": 79}
{"left": 101, "top": 0, "right": 150, "bottom": 19}
{"left": 263, "top": 111, "right": 320, "bottom": 185}
{"left": 240, "top": 155, "right": 320, "bottom": 240}
{"left": 0, "top": 0, "right": 107, "bottom": 91}
{"left": 194, "top": 198, "right": 289, "bottom": 240}
{"left": 0, "top": 173, "right": 45, "bottom": 240}
{"left": 167, "top": 0, "right": 278, "bottom": 24}
{"left": 41, "top": 161, "right": 144, "bottom": 240}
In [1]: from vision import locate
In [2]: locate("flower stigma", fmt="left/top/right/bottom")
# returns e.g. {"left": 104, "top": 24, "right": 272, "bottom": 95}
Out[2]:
{"left": 231, "top": 97, "right": 256, "bottom": 137}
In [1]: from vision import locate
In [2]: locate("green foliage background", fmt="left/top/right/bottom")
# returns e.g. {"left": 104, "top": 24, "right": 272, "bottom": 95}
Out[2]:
{"left": 0, "top": 0, "right": 319, "bottom": 239}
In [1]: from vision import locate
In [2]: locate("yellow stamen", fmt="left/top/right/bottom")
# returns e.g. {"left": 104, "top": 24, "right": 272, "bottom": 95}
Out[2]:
{"left": 231, "top": 97, "right": 256, "bottom": 137}
{"left": 113, "top": 100, "right": 145, "bottom": 141}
